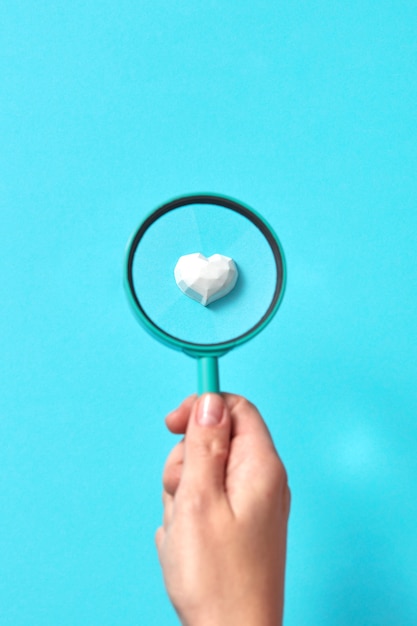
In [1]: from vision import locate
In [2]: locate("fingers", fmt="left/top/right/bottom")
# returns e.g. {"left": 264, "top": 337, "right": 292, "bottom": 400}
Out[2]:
{"left": 155, "top": 525, "right": 165, "bottom": 557}
{"left": 162, "top": 439, "right": 184, "bottom": 496}
{"left": 162, "top": 397, "right": 194, "bottom": 498}
{"left": 163, "top": 490, "right": 174, "bottom": 528}
{"left": 156, "top": 491, "right": 173, "bottom": 561}
{"left": 179, "top": 394, "right": 232, "bottom": 499}
{"left": 221, "top": 395, "right": 288, "bottom": 518}
{"left": 165, "top": 394, "right": 197, "bottom": 434}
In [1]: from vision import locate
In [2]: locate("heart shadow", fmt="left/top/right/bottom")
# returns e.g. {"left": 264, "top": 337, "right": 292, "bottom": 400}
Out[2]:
{"left": 208, "top": 265, "right": 245, "bottom": 313}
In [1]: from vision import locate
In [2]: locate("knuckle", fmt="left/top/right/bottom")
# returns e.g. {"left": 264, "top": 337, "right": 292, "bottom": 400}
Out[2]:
{"left": 193, "top": 435, "right": 229, "bottom": 463}
{"left": 272, "top": 459, "right": 291, "bottom": 515}
{"left": 209, "top": 437, "right": 229, "bottom": 462}
{"left": 235, "top": 396, "right": 256, "bottom": 414}
{"left": 263, "top": 454, "right": 291, "bottom": 510}
{"left": 271, "top": 458, "right": 289, "bottom": 491}
{"left": 177, "top": 488, "right": 211, "bottom": 515}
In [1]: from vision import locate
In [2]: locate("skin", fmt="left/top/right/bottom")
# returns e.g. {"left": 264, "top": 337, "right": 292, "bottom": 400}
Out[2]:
{"left": 156, "top": 393, "right": 290, "bottom": 626}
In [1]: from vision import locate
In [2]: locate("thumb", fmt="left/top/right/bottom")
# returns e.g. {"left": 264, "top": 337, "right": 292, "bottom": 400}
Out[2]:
{"left": 180, "top": 393, "right": 231, "bottom": 497}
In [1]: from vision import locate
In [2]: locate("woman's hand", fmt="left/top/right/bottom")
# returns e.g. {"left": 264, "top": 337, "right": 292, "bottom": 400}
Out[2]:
{"left": 156, "top": 393, "right": 290, "bottom": 626}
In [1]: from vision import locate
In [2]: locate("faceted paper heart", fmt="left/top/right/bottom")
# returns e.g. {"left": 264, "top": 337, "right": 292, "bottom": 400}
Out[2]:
{"left": 174, "top": 253, "right": 238, "bottom": 306}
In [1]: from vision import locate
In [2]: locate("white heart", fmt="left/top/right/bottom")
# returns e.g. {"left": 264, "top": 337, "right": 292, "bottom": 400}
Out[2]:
{"left": 174, "top": 253, "right": 238, "bottom": 306}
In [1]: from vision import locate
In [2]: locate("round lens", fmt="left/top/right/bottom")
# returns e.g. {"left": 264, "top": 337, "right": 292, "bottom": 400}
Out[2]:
{"left": 126, "top": 196, "right": 285, "bottom": 351}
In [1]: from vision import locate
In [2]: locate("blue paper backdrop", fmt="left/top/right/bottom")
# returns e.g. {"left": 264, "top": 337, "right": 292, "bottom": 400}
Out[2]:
{"left": 1, "top": 2, "right": 416, "bottom": 624}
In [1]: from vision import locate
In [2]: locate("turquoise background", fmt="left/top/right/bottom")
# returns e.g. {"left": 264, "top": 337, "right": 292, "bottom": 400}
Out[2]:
{"left": 1, "top": 2, "right": 416, "bottom": 625}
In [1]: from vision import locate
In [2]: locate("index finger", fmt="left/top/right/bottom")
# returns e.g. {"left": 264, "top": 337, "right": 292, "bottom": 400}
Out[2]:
{"left": 165, "top": 394, "right": 197, "bottom": 434}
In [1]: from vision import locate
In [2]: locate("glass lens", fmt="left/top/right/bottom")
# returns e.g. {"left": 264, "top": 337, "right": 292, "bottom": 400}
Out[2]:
{"left": 131, "top": 203, "right": 279, "bottom": 345}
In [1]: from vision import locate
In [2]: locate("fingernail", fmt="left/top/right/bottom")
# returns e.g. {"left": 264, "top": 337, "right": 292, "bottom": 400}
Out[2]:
{"left": 197, "top": 394, "right": 224, "bottom": 426}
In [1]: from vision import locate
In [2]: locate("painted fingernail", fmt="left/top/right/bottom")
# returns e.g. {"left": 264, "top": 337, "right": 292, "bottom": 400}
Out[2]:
{"left": 197, "top": 394, "right": 224, "bottom": 426}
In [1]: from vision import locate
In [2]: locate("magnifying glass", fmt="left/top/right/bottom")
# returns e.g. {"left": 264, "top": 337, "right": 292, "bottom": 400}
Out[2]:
{"left": 124, "top": 194, "right": 286, "bottom": 394}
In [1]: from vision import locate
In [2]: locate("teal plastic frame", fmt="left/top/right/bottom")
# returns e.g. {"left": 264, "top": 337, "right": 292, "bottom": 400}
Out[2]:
{"left": 124, "top": 193, "right": 286, "bottom": 393}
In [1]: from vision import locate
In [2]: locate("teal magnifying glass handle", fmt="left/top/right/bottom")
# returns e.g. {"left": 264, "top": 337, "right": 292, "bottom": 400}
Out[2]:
{"left": 197, "top": 356, "right": 220, "bottom": 395}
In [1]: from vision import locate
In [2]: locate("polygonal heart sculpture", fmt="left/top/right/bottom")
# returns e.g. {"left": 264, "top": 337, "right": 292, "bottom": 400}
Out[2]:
{"left": 174, "top": 253, "right": 238, "bottom": 306}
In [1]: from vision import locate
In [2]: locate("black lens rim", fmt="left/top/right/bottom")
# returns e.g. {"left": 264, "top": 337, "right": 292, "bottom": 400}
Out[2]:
{"left": 125, "top": 194, "right": 285, "bottom": 355}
